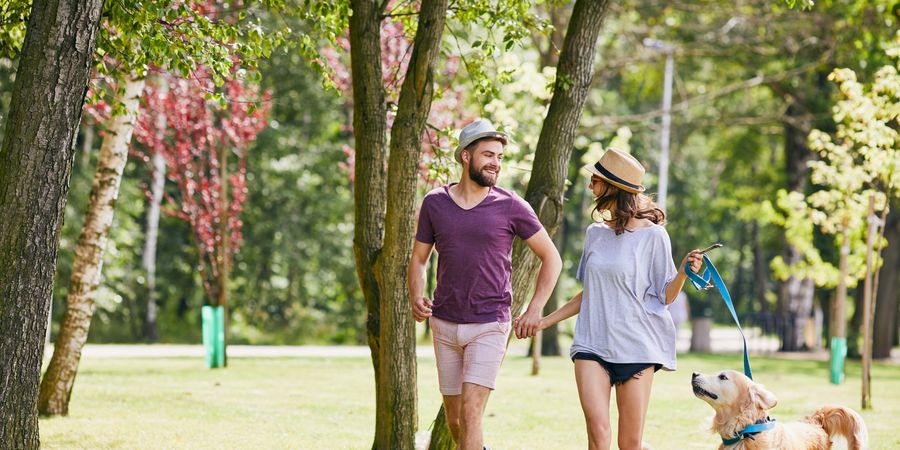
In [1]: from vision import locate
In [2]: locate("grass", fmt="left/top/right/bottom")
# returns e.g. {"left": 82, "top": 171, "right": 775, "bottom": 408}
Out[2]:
{"left": 39, "top": 352, "right": 900, "bottom": 449}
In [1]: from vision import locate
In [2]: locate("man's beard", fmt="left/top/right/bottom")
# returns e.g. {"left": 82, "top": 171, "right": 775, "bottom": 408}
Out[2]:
{"left": 468, "top": 159, "right": 498, "bottom": 187}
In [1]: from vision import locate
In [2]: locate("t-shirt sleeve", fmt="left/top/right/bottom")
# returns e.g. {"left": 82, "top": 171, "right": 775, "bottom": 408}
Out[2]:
{"left": 414, "top": 196, "right": 435, "bottom": 244}
{"left": 648, "top": 228, "right": 678, "bottom": 305}
{"left": 576, "top": 227, "right": 591, "bottom": 282}
{"left": 509, "top": 194, "right": 543, "bottom": 240}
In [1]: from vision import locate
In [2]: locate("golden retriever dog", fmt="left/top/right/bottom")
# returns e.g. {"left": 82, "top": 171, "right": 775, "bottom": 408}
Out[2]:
{"left": 691, "top": 370, "right": 868, "bottom": 449}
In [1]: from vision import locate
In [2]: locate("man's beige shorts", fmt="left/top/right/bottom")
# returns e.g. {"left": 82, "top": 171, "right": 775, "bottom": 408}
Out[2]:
{"left": 429, "top": 316, "right": 511, "bottom": 396}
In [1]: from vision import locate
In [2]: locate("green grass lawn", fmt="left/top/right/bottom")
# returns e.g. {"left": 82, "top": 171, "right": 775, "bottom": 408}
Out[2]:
{"left": 40, "top": 352, "right": 900, "bottom": 449}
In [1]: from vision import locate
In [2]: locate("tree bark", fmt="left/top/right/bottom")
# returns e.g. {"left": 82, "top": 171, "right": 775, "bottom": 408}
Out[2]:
{"left": 142, "top": 149, "right": 166, "bottom": 341}
{"left": 777, "top": 103, "right": 816, "bottom": 351}
{"left": 38, "top": 75, "right": 146, "bottom": 416}
{"left": 142, "top": 78, "right": 168, "bottom": 342}
{"left": 751, "top": 221, "right": 770, "bottom": 313}
{"left": 691, "top": 317, "right": 713, "bottom": 352}
{"left": 218, "top": 132, "right": 230, "bottom": 367}
{"left": 349, "top": 0, "right": 388, "bottom": 447}
{"left": 873, "top": 206, "right": 899, "bottom": 358}
{"left": 350, "top": 0, "right": 448, "bottom": 447}
{"left": 376, "top": 0, "right": 448, "bottom": 447}
{"left": 540, "top": 225, "right": 566, "bottom": 356}
{"left": 80, "top": 120, "right": 94, "bottom": 167}
{"left": 832, "top": 218, "right": 851, "bottom": 348}
{"left": 0, "top": 0, "right": 104, "bottom": 445}
{"left": 510, "top": 0, "right": 610, "bottom": 320}
{"left": 848, "top": 284, "right": 864, "bottom": 358}
{"left": 430, "top": 1, "right": 612, "bottom": 447}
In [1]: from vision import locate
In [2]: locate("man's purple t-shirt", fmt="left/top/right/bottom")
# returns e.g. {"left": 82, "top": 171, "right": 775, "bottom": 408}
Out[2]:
{"left": 415, "top": 184, "right": 543, "bottom": 324}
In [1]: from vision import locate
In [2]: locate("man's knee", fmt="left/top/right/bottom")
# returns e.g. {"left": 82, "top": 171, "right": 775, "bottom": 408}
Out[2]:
{"left": 460, "top": 402, "right": 482, "bottom": 427}
{"left": 460, "top": 397, "right": 487, "bottom": 429}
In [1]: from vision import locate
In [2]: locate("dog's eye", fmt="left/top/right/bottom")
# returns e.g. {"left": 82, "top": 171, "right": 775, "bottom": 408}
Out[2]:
{"left": 718, "top": 374, "right": 728, "bottom": 381}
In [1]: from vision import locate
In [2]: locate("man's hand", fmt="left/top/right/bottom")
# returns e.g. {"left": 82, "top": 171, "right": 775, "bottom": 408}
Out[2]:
{"left": 514, "top": 307, "right": 542, "bottom": 339}
{"left": 411, "top": 296, "right": 433, "bottom": 322}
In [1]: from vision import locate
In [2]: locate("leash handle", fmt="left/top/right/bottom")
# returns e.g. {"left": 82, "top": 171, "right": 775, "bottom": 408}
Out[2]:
{"left": 685, "top": 254, "right": 753, "bottom": 380}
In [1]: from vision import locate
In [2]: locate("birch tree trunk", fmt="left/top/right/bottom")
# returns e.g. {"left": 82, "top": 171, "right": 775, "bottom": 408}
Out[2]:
{"left": 143, "top": 80, "right": 168, "bottom": 342}
{"left": 142, "top": 150, "right": 166, "bottom": 341}
{"left": 0, "top": 0, "right": 104, "bottom": 445}
{"left": 37, "top": 76, "right": 146, "bottom": 416}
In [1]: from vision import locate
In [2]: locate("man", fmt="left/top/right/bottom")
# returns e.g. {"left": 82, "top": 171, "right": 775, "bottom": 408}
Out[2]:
{"left": 408, "top": 119, "right": 562, "bottom": 450}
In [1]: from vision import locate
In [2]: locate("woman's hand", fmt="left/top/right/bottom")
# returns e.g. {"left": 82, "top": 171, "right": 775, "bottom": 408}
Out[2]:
{"left": 514, "top": 308, "right": 543, "bottom": 339}
{"left": 681, "top": 250, "right": 703, "bottom": 274}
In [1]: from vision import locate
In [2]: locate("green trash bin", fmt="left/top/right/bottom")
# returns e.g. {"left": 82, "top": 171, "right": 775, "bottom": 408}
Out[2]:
{"left": 202, "top": 305, "right": 225, "bottom": 368}
{"left": 830, "top": 336, "right": 847, "bottom": 384}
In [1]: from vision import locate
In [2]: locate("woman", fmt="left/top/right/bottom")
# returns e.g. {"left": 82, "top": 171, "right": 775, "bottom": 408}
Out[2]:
{"left": 538, "top": 148, "right": 701, "bottom": 450}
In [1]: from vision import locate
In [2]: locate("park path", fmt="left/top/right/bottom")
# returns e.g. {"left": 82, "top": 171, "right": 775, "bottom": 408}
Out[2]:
{"left": 58, "top": 326, "right": 879, "bottom": 360}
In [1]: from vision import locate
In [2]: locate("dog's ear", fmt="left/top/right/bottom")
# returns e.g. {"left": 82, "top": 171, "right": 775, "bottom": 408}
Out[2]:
{"left": 750, "top": 383, "right": 777, "bottom": 410}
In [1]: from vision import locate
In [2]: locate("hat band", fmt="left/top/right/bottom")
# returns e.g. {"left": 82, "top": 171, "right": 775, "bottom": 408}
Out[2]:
{"left": 594, "top": 162, "right": 641, "bottom": 191}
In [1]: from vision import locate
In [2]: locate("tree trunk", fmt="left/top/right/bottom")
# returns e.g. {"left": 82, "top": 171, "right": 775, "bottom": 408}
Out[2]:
{"left": 350, "top": 0, "right": 448, "bottom": 447}
{"left": 509, "top": 0, "right": 611, "bottom": 318}
{"left": 848, "top": 284, "right": 864, "bottom": 358}
{"left": 422, "top": 251, "right": 437, "bottom": 338}
{"left": 376, "top": 0, "right": 448, "bottom": 447}
{"left": 349, "top": 0, "right": 388, "bottom": 447}
{"left": 143, "top": 79, "right": 168, "bottom": 342}
{"left": 733, "top": 225, "right": 748, "bottom": 313}
{"left": 873, "top": 206, "right": 899, "bottom": 359}
{"left": 218, "top": 136, "right": 230, "bottom": 367}
{"left": 431, "top": 1, "right": 612, "bottom": 447}
{"left": 0, "top": 0, "right": 104, "bottom": 445}
{"left": 832, "top": 219, "right": 851, "bottom": 345}
{"left": 142, "top": 150, "right": 166, "bottom": 341}
{"left": 532, "top": 149, "right": 586, "bottom": 359}
{"left": 690, "top": 317, "right": 713, "bottom": 352}
{"left": 80, "top": 120, "right": 94, "bottom": 167}
{"left": 38, "top": 76, "right": 146, "bottom": 416}
{"left": 540, "top": 225, "right": 566, "bottom": 356}
{"left": 533, "top": 3, "right": 569, "bottom": 70}
{"left": 751, "top": 222, "right": 770, "bottom": 313}
{"left": 777, "top": 103, "right": 816, "bottom": 351}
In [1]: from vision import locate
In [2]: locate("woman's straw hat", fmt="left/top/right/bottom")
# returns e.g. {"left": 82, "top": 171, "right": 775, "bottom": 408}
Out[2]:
{"left": 582, "top": 148, "right": 646, "bottom": 194}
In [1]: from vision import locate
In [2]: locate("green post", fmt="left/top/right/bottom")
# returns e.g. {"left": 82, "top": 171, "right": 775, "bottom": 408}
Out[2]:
{"left": 830, "top": 336, "right": 847, "bottom": 384}
{"left": 202, "top": 305, "right": 225, "bottom": 368}
{"left": 214, "top": 305, "right": 225, "bottom": 367}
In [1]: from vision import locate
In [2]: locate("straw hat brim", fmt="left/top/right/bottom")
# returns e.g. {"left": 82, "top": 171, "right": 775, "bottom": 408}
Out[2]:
{"left": 582, "top": 163, "right": 645, "bottom": 194}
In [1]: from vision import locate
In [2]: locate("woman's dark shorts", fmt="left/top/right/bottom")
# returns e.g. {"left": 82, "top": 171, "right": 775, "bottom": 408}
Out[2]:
{"left": 572, "top": 352, "right": 662, "bottom": 385}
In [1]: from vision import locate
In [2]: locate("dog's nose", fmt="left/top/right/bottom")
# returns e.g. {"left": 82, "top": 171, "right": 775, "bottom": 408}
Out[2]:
{"left": 692, "top": 372, "right": 700, "bottom": 380}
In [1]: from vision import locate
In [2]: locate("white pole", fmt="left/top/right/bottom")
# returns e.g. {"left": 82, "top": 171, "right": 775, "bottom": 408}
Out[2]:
{"left": 658, "top": 51, "right": 673, "bottom": 212}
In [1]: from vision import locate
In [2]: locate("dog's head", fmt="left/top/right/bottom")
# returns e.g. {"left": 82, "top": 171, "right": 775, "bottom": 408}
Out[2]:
{"left": 691, "top": 370, "right": 777, "bottom": 437}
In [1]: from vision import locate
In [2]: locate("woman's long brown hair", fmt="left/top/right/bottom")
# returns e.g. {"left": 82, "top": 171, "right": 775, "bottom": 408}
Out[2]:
{"left": 591, "top": 182, "right": 665, "bottom": 235}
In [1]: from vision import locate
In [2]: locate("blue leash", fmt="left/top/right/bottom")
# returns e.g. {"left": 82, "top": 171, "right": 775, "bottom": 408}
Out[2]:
{"left": 684, "top": 254, "right": 754, "bottom": 380}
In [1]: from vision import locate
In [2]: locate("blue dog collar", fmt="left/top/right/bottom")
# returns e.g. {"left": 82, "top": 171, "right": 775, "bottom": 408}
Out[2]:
{"left": 722, "top": 418, "right": 776, "bottom": 446}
